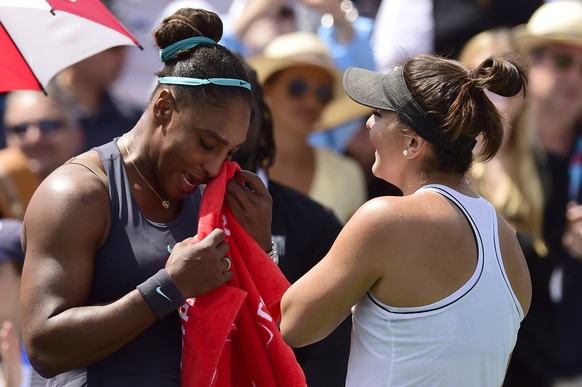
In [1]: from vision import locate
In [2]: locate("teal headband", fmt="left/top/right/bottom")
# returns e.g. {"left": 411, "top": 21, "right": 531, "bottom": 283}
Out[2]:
{"left": 159, "top": 37, "right": 250, "bottom": 91}
{"left": 159, "top": 76, "right": 251, "bottom": 91}
{"left": 160, "top": 36, "right": 216, "bottom": 62}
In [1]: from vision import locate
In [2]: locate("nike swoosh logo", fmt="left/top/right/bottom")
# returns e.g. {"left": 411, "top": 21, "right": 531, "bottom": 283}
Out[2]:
{"left": 156, "top": 286, "right": 172, "bottom": 301}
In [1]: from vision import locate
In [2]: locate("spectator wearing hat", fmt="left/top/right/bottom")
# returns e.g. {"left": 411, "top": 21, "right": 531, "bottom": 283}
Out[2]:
{"left": 504, "top": 2, "right": 582, "bottom": 386}
{"left": 249, "top": 31, "right": 367, "bottom": 223}
{"left": 233, "top": 53, "right": 351, "bottom": 387}
{"left": 0, "top": 219, "right": 44, "bottom": 387}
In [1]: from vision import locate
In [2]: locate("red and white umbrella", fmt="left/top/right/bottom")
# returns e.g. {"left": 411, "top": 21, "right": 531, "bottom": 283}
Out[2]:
{"left": 0, "top": 0, "right": 141, "bottom": 93}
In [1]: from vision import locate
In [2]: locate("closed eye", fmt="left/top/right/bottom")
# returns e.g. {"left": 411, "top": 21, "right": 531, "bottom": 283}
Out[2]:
{"left": 200, "top": 138, "right": 215, "bottom": 151}
{"left": 226, "top": 146, "right": 241, "bottom": 161}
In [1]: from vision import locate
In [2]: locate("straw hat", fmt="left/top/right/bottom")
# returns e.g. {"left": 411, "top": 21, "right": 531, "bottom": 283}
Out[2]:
{"left": 514, "top": 0, "right": 582, "bottom": 53}
{"left": 248, "top": 31, "right": 342, "bottom": 90}
{"left": 248, "top": 31, "right": 370, "bottom": 130}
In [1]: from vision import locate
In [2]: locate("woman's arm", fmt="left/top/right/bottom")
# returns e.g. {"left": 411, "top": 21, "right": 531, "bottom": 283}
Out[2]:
{"left": 280, "top": 198, "right": 393, "bottom": 347}
{"left": 20, "top": 163, "right": 232, "bottom": 378}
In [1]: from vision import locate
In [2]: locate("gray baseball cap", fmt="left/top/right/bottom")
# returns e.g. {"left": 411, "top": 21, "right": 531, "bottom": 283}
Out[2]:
{"left": 343, "top": 66, "right": 449, "bottom": 150}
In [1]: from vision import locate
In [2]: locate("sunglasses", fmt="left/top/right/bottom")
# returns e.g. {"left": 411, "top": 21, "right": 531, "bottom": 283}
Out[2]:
{"left": 278, "top": 6, "right": 294, "bottom": 19}
{"left": 287, "top": 79, "right": 333, "bottom": 105}
{"left": 7, "top": 119, "right": 66, "bottom": 136}
{"left": 540, "top": 50, "right": 582, "bottom": 76}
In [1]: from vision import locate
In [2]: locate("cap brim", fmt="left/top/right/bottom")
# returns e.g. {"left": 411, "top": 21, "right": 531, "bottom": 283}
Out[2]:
{"left": 343, "top": 66, "right": 445, "bottom": 146}
{"left": 343, "top": 67, "right": 396, "bottom": 112}
{"left": 316, "top": 94, "right": 372, "bottom": 131}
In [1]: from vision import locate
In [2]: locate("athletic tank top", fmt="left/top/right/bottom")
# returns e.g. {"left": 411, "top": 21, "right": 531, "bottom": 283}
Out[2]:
{"left": 68, "top": 139, "right": 200, "bottom": 386}
{"left": 346, "top": 184, "right": 524, "bottom": 387}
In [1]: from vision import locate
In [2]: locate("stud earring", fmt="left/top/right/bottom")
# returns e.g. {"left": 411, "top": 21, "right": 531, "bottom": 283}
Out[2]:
{"left": 403, "top": 150, "right": 409, "bottom": 156}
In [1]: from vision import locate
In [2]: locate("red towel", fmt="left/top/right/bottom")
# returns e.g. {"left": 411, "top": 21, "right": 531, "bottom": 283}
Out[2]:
{"left": 180, "top": 161, "right": 306, "bottom": 387}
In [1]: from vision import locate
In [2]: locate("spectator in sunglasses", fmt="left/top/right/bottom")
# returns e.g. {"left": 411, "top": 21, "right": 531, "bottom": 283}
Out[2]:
{"left": 233, "top": 53, "right": 351, "bottom": 387}
{"left": 459, "top": 27, "right": 553, "bottom": 387}
{"left": 511, "top": 1, "right": 582, "bottom": 385}
{"left": 2, "top": 90, "right": 84, "bottom": 181}
{"left": 0, "top": 90, "right": 84, "bottom": 219}
{"left": 249, "top": 31, "right": 367, "bottom": 223}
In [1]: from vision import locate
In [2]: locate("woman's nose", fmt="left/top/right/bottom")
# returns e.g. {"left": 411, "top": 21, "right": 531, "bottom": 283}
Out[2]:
{"left": 203, "top": 157, "right": 224, "bottom": 178}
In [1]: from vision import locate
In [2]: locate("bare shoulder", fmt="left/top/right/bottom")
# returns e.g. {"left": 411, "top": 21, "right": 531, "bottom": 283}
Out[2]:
{"left": 342, "top": 195, "right": 423, "bottom": 255}
{"left": 497, "top": 215, "right": 532, "bottom": 315}
{"left": 23, "top": 150, "right": 111, "bottom": 250}
{"left": 348, "top": 193, "right": 451, "bottom": 237}
{"left": 348, "top": 196, "right": 409, "bottom": 233}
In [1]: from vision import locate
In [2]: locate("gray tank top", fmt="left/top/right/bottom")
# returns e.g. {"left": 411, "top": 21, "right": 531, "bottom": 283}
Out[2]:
{"left": 57, "top": 139, "right": 200, "bottom": 386}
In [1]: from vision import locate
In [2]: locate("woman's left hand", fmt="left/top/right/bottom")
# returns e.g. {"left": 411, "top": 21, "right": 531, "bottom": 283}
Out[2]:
{"left": 225, "top": 169, "right": 273, "bottom": 252}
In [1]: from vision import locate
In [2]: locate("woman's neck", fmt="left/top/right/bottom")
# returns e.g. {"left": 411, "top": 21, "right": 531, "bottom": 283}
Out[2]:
{"left": 403, "top": 171, "right": 475, "bottom": 197}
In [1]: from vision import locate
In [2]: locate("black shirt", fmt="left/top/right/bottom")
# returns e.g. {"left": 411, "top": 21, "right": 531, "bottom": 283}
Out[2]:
{"left": 269, "top": 180, "right": 351, "bottom": 387}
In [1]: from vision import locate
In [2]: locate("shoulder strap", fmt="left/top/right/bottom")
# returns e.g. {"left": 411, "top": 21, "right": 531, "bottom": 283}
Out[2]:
{"left": 65, "top": 157, "right": 110, "bottom": 249}
{"left": 65, "top": 157, "right": 109, "bottom": 190}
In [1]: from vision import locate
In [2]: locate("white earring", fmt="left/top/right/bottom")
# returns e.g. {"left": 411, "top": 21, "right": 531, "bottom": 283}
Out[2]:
{"left": 403, "top": 150, "right": 409, "bottom": 156}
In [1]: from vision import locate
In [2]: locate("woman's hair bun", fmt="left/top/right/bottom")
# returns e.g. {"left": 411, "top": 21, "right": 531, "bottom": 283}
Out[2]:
{"left": 154, "top": 8, "right": 223, "bottom": 53}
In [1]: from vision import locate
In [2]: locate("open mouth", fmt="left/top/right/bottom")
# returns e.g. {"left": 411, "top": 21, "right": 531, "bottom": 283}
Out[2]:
{"left": 182, "top": 171, "right": 200, "bottom": 188}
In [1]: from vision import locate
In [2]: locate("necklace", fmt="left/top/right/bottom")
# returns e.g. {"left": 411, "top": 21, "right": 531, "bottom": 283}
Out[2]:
{"left": 122, "top": 136, "right": 171, "bottom": 209}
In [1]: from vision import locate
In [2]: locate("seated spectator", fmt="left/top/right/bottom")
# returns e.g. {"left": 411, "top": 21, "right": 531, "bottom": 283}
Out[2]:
{"left": 509, "top": 2, "right": 582, "bottom": 385}
{"left": 249, "top": 31, "right": 367, "bottom": 223}
{"left": 233, "top": 54, "right": 350, "bottom": 387}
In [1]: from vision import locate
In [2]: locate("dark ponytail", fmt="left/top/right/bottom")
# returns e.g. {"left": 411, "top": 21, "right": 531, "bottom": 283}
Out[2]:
{"left": 404, "top": 53, "right": 527, "bottom": 174}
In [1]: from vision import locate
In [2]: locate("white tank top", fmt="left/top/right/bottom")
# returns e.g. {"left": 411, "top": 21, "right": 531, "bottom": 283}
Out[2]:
{"left": 346, "top": 184, "right": 524, "bottom": 387}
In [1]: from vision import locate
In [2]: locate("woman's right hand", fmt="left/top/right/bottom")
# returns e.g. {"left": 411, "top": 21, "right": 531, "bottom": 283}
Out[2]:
{"left": 164, "top": 229, "right": 233, "bottom": 299}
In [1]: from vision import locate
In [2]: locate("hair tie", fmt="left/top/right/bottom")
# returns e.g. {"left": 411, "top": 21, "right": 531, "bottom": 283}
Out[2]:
{"left": 160, "top": 36, "right": 216, "bottom": 62}
{"left": 449, "top": 138, "right": 477, "bottom": 154}
{"left": 468, "top": 68, "right": 479, "bottom": 80}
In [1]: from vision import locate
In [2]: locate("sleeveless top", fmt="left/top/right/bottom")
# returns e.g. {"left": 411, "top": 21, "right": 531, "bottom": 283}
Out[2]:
{"left": 48, "top": 139, "right": 201, "bottom": 386}
{"left": 345, "top": 184, "right": 524, "bottom": 387}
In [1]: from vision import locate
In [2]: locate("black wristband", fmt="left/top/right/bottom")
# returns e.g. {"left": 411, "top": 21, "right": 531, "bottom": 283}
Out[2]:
{"left": 137, "top": 269, "right": 185, "bottom": 319}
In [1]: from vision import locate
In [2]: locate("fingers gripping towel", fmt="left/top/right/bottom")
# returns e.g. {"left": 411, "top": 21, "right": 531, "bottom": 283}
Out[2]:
{"left": 180, "top": 161, "right": 306, "bottom": 387}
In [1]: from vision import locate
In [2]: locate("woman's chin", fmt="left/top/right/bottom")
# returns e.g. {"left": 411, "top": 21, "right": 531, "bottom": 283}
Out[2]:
{"left": 371, "top": 164, "right": 381, "bottom": 179}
